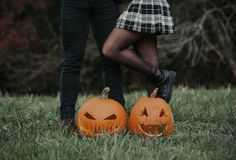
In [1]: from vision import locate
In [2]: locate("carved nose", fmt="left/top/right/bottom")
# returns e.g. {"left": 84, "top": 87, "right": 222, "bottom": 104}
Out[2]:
{"left": 140, "top": 118, "right": 161, "bottom": 125}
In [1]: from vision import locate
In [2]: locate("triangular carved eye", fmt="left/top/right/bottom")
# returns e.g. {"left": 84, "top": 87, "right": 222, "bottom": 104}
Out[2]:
{"left": 104, "top": 114, "right": 117, "bottom": 120}
{"left": 84, "top": 112, "right": 95, "bottom": 120}
{"left": 142, "top": 108, "right": 148, "bottom": 116}
{"left": 160, "top": 109, "right": 165, "bottom": 117}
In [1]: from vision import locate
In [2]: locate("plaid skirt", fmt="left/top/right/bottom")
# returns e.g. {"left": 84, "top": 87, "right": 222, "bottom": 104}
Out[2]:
{"left": 116, "top": 0, "right": 174, "bottom": 34}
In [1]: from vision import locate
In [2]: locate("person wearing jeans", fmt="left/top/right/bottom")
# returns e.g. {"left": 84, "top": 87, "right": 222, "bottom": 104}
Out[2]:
{"left": 60, "top": 0, "right": 125, "bottom": 129}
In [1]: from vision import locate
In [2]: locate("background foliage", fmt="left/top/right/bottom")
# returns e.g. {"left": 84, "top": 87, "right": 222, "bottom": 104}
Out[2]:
{"left": 0, "top": 0, "right": 236, "bottom": 94}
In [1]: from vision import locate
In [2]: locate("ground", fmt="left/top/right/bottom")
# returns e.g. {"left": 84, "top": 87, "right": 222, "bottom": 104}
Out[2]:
{"left": 0, "top": 87, "right": 236, "bottom": 160}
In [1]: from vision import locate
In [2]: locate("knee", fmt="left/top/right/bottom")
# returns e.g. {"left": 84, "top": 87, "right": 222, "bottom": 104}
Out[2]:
{"left": 62, "top": 58, "right": 82, "bottom": 73}
{"left": 102, "top": 42, "right": 117, "bottom": 59}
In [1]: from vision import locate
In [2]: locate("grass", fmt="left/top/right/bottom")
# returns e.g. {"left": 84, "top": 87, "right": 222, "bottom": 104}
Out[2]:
{"left": 0, "top": 87, "right": 236, "bottom": 160}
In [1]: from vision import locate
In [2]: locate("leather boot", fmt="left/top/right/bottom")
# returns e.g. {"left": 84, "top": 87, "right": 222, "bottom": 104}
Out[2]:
{"left": 148, "top": 68, "right": 176, "bottom": 103}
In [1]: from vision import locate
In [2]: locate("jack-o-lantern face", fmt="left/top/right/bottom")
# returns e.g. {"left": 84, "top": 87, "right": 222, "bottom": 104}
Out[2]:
{"left": 130, "top": 89, "right": 174, "bottom": 137}
{"left": 77, "top": 87, "right": 127, "bottom": 137}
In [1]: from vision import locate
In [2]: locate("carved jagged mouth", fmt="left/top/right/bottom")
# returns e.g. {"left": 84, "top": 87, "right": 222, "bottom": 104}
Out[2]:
{"left": 139, "top": 124, "right": 164, "bottom": 137}
{"left": 79, "top": 124, "right": 122, "bottom": 137}
{"left": 94, "top": 125, "right": 121, "bottom": 134}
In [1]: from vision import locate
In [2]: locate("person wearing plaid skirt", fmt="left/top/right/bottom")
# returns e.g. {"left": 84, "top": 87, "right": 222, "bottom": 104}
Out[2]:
{"left": 103, "top": 0, "right": 176, "bottom": 102}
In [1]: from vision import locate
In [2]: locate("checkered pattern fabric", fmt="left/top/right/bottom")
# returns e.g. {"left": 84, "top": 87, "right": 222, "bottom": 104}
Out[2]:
{"left": 116, "top": 0, "right": 174, "bottom": 34}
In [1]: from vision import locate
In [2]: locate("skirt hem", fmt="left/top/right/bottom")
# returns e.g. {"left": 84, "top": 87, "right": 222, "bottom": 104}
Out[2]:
{"left": 115, "top": 24, "right": 175, "bottom": 35}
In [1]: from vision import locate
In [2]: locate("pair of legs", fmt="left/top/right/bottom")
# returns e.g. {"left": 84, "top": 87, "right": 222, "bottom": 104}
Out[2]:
{"left": 60, "top": 0, "right": 125, "bottom": 120}
{"left": 103, "top": 28, "right": 160, "bottom": 95}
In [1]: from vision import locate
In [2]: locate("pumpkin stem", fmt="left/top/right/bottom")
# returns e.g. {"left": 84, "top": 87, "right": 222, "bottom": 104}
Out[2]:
{"left": 101, "top": 87, "right": 110, "bottom": 99}
{"left": 150, "top": 88, "right": 158, "bottom": 98}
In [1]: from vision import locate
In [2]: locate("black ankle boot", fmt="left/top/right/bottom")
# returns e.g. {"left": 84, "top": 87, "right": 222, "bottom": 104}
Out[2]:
{"left": 148, "top": 68, "right": 176, "bottom": 103}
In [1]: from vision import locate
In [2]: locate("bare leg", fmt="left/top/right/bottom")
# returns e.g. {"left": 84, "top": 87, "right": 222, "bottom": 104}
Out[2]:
{"left": 133, "top": 35, "right": 176, "bottom": 102}
{"left": 102, "top": 28, "right": 153, "bottom": 75}
{"left": 134, "top": 35, "right": 159, "bottom": 67}
{"left": 133, "top": 35, "right": 159, "bottom": 96}
{"left": 103, "top": 28, "right": 176, "bottom": 102}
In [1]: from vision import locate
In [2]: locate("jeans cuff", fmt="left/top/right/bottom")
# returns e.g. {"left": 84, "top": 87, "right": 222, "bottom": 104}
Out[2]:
{"left": 60, "top": 108, "right": 75, "bottom": 120}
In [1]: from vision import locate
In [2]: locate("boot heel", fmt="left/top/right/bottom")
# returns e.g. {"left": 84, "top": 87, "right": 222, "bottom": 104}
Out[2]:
{"left": 169, "top": 71, "right": 176, "bottom": 85}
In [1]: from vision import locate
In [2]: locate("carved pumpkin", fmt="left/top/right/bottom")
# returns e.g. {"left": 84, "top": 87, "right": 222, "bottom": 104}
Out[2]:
{"left": 77, "top": 87, "right": 127, "bottom": 137}
{"left": 130, "top": 89, "right": 174, "bottom": 138}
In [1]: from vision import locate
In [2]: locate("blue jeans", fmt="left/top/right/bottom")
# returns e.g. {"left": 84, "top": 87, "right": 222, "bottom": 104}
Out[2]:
{"left": 60, "top": 0, "right": 125, "bottom": 119}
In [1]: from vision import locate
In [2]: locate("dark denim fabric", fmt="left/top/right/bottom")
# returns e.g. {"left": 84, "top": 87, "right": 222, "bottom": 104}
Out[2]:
{"left": 60, "top": 0, "right": 125, "bottom": 119}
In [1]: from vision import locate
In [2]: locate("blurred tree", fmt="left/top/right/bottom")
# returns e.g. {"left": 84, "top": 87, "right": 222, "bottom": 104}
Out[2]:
{"left": 0, "top": 0, "right": 61, "bottom": 94}
{"left": 158, "top": 0, "right": 236, "bottom": 85}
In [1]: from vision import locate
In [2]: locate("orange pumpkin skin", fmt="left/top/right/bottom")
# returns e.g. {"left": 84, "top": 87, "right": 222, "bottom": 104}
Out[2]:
{"left": 130, "top": 90, "right": 174, "bottom": 138}
{"left": 77, "top": 88, "right": 127, "bottom": 137}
